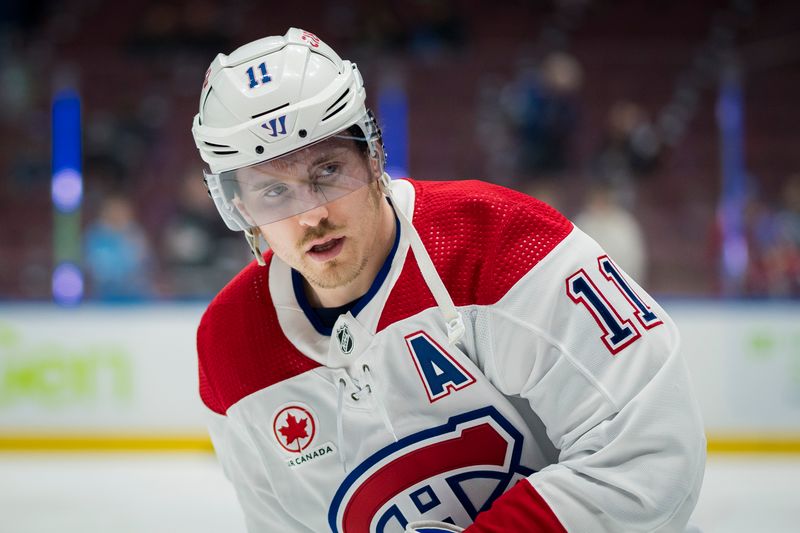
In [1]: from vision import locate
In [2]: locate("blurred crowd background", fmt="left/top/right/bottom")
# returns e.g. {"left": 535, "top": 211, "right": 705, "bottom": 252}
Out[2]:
{"left": 0, "top": 0, "right": 798, "bottom": 301}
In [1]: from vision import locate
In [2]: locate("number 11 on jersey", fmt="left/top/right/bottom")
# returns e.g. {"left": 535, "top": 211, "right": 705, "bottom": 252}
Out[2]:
{"left": 566, "top": 255, "right": 661, "bottom": 355}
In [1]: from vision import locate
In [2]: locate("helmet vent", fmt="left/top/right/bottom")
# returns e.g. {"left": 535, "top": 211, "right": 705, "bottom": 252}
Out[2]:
{"left": 211, "top": 150, "right": 238, "bottom": 155}
{"left": 204, "top": 141, "right": 230, "bottom": 148}
{"left": 326, "top": 89, "right": 350, "bottom": 113}
{"left": 252, "top": 103, "right": 290, "bottom": 119}
{"left": 322, "top": 101, "right": 348, "bottom": 122}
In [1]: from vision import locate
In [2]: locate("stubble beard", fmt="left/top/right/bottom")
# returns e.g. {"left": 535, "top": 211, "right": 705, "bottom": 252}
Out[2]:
{"left": 302, "top": 253, "right": 371, "bottom": 290}
{"left": 297, "top": 184, "right": 383, "bottom": 290}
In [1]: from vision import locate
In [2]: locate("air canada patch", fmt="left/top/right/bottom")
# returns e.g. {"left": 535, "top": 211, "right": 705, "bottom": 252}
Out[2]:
{"left": 272, "top": 403, "right": 318, "bottom": 454}
{"left": 272, "top": 402, "right": 337, "bottom": 468}
{"left": 286, "top": 442, "right": 337, "bottom": 468}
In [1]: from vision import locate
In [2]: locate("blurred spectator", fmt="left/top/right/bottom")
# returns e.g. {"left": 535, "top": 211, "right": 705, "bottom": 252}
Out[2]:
{"left": 84, "top": 195, "right": 156, "bottom": 301}
{"left": 160, "top": 169, "right": 249, "bottom": 298}
{"left": 592, "top": 100, "right": 661, "bottom": 187}
{"left": 777, "top": 174, "right": 800, "bottom": 251}
{"left": 501, "top": 51, "right": 582, "bottom": 181}
{"left": 574, "top": 184, "right": 648, "bottom": 283}
{"left": 476, "top": 74, "right": 518, "bottom": 188}
{"left": 743, "top": 179, "right": 800, "bottom": 297}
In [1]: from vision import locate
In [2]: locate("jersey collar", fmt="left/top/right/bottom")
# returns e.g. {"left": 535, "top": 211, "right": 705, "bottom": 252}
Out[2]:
{"left": 291, "top": 212, "right": 401, "bottom": 337}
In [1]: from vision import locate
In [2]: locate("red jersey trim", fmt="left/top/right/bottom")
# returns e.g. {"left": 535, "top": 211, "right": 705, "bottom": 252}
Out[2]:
{"left": 197, "top": 252, "right": 321, "bottom": 415}
{"left": 378, "top": 179, "right": 573, "bottom": 331}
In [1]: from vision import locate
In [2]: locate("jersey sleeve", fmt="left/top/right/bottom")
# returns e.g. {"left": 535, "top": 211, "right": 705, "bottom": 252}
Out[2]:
{"left": 466, "top": 221, "right": 706, "bottom": 532}
{"left": 206, "top": 409, "right": 312, "bottom": 532}
{"left": 196, "top": 264, "right": 319, "bottom": 533}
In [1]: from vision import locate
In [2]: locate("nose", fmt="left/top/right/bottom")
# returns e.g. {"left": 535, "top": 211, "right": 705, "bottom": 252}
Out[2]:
{"left": 297, "top": 202, "right": 329, "bottom": 227}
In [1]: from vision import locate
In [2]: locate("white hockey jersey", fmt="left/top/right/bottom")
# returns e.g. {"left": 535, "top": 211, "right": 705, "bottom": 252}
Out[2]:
{"left": 197, "top": 178, "right": 706, "bottom": 533}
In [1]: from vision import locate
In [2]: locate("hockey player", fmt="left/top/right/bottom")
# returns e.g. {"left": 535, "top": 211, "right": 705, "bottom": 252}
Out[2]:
{"left": 191, "top": 28, "right": 706, "bottom": 533}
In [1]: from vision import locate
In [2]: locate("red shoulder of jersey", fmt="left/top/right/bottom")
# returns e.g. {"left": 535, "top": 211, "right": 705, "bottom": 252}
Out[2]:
{"left": 378, "top": 179, "right": 573, "bottom": 331}
{"left": 197, "top": 251, "right": 320, "bottom": 415}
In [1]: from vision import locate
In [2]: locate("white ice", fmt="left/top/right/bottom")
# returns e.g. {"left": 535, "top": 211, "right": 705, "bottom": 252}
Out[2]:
{"left": 0, "top": 453, "right": 797, "bottom": 532}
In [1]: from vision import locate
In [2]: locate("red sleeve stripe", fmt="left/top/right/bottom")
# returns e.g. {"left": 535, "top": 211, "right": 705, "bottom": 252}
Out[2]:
{"left": 465, "top": 479, "right": 567, "bottom": 533}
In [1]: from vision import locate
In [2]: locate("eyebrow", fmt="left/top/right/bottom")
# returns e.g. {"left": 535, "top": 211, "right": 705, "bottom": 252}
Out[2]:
{"left": 309, "top": 146, "right": 349, "bottom": 167}
{"left": 238, "top": 145, "right": 351, "bottom": 189}
{"left": 245, "top": 179, "right": 275, "bottom": 190}
{"left": 240, "top": 172, "right": 280, "bottom": 190}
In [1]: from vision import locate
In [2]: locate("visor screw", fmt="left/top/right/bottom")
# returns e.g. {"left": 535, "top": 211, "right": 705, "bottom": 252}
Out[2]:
{"left": 255, "top": 145, "right": 264, "bottom": 154}
{"left": 299, "top": 129, "right": 307, "bottom": 138}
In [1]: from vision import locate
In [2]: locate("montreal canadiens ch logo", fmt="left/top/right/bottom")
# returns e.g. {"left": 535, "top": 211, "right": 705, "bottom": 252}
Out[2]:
{"left": 272, "top": 403, "right": 317, "bottom": 454}
{"left": 327, "top": 407, "right": 534, "bottom": 533}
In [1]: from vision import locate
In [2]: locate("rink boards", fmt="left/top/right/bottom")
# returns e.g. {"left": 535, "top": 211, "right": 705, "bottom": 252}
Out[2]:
{"left": 0, "top": 301, "right": 798, "bottom": 452}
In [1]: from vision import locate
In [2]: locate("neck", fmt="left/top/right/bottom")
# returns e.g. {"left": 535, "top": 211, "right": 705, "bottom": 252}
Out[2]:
{"left": 304, "top": 197, "right": 396, "bottom": 308}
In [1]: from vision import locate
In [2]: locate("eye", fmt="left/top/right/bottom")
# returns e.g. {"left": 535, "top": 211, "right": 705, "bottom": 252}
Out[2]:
{"left": 316, "top": 163, "right": 341, "bottom": 180}
{"left": 262, "top": 183, "right": 289, "bottom": 198}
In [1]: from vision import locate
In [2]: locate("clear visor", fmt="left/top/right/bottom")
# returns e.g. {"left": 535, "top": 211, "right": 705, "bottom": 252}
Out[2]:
{"left": 205, "top": 133, "right": 377, "bottom": 228}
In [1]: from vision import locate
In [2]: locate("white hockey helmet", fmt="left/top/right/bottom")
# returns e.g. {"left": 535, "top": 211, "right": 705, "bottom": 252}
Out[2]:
{"left": 191, "top": 28, "right": 383, "bottom": 239}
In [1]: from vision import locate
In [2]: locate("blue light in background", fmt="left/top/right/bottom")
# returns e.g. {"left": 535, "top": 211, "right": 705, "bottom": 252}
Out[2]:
{"left": 378, "top": 84, "right": 409, "bottom": 178}
{"left": 52, "top": 168, "right": 83, "bottom": 212}
{"left": 716, "top": 65, "right": 749, "bottom": 296}
{"left": 52, "top": 262, "right": 84, "bottom": 306}
{"left": 52, "top": 89, "right": 82, "bottom": 190}
{"left": 52, "top": 88, "right": 84, "bottom": 303}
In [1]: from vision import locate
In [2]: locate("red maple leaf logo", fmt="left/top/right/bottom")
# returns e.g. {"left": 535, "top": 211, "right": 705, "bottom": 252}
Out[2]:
{"left": 278, "top": 413, "right": 309, "bottom": 450}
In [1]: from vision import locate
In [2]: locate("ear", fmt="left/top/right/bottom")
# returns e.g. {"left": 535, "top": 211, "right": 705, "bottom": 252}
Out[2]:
{"left": 369, "top": 156, "right": 380, "bottom": 179}
{"left": 368, "top": 145, "right": 385, "bottom": 179}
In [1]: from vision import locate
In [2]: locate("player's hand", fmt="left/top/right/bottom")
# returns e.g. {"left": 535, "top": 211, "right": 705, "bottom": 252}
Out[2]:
{"left": 405, "top": 521, "right": 465, "bottom": 533}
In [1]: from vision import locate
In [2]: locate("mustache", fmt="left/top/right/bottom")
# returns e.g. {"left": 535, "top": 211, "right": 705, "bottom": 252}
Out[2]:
{"left": 298, "top": 219, "right": 342, "bottom": 248}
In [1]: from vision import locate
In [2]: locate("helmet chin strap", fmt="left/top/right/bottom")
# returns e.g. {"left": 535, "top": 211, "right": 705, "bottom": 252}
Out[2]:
{"left": 379, "top": 172, "right": 466, "bottom": 346}
{"left": 244, "top": 228, "right": 267, "bottom": 267}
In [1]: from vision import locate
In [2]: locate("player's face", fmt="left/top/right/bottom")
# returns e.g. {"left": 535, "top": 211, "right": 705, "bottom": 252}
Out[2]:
{"left": 255, "top": 140, "right": 389, "bottom": 296}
